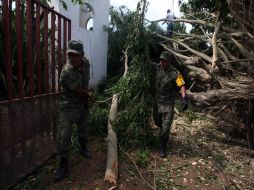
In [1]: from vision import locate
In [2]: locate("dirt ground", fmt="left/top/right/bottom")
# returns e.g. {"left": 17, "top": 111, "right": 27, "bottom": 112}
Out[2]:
{"left": 13, "top": 111, "right": 254, "bottom": 190}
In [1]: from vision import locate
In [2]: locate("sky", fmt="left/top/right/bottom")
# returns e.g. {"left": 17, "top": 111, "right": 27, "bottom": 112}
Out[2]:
{"left": 110, "top": 0, "right": 184, "bottom": 29}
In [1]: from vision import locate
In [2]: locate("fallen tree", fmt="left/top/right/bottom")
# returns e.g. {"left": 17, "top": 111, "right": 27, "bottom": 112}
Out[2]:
{"left": 149, "top": 0, "right": 254, "bottom": 147}
{"left": 101, "top": 3, "right": 254, "bottom": 190}
{"left": 104, "top": 4, "right": 254, "bottom": 175}
{"left": 104, "top": 1, "right": 151, "bottom": 183}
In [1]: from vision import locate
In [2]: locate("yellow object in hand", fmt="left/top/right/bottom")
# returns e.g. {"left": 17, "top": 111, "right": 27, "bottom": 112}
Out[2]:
{"left": 176, "top": 73, "right": 185, "bottom": 87}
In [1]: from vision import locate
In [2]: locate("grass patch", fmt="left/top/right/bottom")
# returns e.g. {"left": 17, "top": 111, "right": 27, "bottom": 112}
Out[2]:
{"left": 185, "top": 111, "right": 199, "bottom": 124}
{"left": 136, "top": 148, "right": 150, "bottom": 167}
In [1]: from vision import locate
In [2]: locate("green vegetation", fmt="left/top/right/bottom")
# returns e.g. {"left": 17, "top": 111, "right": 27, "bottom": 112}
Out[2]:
{"left": 136, "top": 148, "right": 150, "bottom": 167}
{"left": 106, "top": 0, "right": 156, "bottom": 146}
{"left": 185, "top": 111, "right": 199, "bottom": 124}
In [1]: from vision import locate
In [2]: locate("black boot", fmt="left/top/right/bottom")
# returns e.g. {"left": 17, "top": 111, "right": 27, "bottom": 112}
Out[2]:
{"left": 53, "top": 157, "right": 68, "bottom": 182}
{"left": 160, "top": 137, "right": 168, "bottom": 158}
{"left": 79, "top": 137, "right": 92, "bottom": 158}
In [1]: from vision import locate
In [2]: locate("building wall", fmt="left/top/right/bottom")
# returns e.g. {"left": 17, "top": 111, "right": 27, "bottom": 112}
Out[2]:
{"left": 50, "top": 0, "right": 109, "bottom": 87}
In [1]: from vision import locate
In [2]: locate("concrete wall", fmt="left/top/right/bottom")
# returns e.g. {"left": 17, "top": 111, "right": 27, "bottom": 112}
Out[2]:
{"left": 50, "top": 0, "right": 110, "bottom": 87}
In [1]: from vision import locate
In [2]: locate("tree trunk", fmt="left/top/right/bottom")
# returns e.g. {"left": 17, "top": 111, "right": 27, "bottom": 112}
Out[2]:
{"left": 211, "top": 20, "right": 222, "bottom": 68}
{"left": 188, "top": 85, "right": 254, "bottom": 106}
{"left": 104, "top": 95, "right": 118, "bottom": 185}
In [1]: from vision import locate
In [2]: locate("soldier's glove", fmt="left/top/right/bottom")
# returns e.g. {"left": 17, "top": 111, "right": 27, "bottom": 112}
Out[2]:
{"left": 180, "top": 96, "right": 189, "bottom": 112}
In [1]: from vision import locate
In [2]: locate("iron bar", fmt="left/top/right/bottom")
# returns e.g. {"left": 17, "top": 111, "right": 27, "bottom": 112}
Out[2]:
{"left": 63, "top": 20, "right": 67, "bottom": 66}
{"left": 68, "top": 21, "right": 71, "bottom": 41}
{"left": 51, "top": 13, "right": 56, "bottom": 93}
{"left": 44, "top": 7, "right": 49, "bottom": 93}
{"left": 27, "top": 0, "right": 34, "bottom": 96}
{"left": 3, "top": 0, "right": 13, "bottom": 99}
{"left": 36, "top": 3, "right": 42, "bottom": 95}
{"left": 57, "top": 16, "right": 62, "bottom": 92}
{"left": 16, "top": 0, "right": 24, "bottom": 98}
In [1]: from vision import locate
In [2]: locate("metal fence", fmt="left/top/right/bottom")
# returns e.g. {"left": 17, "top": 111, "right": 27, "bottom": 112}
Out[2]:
{"left": 0, "top": 0, "right": 71, "bottom": 189}
{"left": 1, "top": 0, "right": 71, "bottom": 101}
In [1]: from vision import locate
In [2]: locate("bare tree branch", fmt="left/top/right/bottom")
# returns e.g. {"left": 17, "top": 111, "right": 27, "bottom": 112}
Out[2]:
{"left": 221, "top": 59, "right": 254, "bottom": 64}
{"left": 189, "top": 81, "right": 254, "bottom": 105}
{"left": 155, "top": 33, "right": 211, "bottom": 62}
{"left": 211, "top": 20, "right": 222, "bottom": 68}
{"left": 123, "top": 47, "right": 129, "bottom": 77}
{"left": 218, "top": 47, "right": 230, "bottom": 62}
{"left": 219, "top": 44, "right": 238, "bottom": 61}
{"left": 151, "top": 18, "right": 238, "bottom": 33}
{"left": 160, "top": 43, "right": 191, "bottom": 60}
{"left": 231, "top": 38, "right": 254, "bottom": 59}
{"left": 188, "top": 65, "right": 212, "bottom": 81}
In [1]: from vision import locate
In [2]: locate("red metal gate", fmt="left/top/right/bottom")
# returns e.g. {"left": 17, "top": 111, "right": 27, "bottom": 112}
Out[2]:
{"left": 0, "top": 0, "right": 71, "bottom": 189}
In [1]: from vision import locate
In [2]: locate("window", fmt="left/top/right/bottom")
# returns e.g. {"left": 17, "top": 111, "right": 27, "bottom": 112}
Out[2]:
{"left": 80, "top": 3, "right": 94, "bottom": 31}
{"left": 86, "top": 17, "right": 93, "bottom": 31}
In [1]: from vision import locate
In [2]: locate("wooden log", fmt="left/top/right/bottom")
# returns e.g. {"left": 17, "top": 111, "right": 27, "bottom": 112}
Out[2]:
{"left": 104, "top": 46, "right": 129, "bottom": 184}
{"left": 104, "top": 95, "right": 118, "bottom": 185}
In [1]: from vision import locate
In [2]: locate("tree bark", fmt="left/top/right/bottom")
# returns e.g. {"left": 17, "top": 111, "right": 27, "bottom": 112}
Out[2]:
{"left": 123, "top": 47, "right": 129, "bottom": 77}
{"left": 219, "top": 44, "right": 238, "bottom": 61}
{"left": 151, "top": 18, "right": 238, "bottom": 33}
{"left": 156, "top": 33, "right": 211, "bottom": 62}
{"left": 104, "top": 95, "right": 118, "bottom": 185}
{"left": 188, "top": 84, "right": 254, "bottom": 106}
{"left": 231, "top": 38, "right": 254, "bottom": 59}
{"left": 211, "top": 20, "right": 222, "bottom": 68}
{"left": 160, "top": 43, "right": 193, "bottom": 61}
{"left": 188, "top": 66, "right": 212, "bottom": 82}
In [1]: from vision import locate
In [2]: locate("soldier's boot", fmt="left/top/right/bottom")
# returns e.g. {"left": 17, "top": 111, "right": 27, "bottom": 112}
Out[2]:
{"left": 79, "top": 137, "right": 92, "bottom": 158}
{"left": 54, "top": 157, "right": 68, "bottom": 182}
{"left": 160, "top": 137, "right": 168, "bottom": 158}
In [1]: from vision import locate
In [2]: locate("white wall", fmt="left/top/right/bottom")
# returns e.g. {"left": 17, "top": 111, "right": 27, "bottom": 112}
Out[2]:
{"left": 50, "top": 0, "right": 109, "bottom": 88}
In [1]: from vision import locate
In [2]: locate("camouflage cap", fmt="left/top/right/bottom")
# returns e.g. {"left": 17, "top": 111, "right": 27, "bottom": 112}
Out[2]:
{"left": 67, "top": 40, "right": 84, "bottom": 55}
{"left": 159, "top": 51, "right": 172, "bottom": 61}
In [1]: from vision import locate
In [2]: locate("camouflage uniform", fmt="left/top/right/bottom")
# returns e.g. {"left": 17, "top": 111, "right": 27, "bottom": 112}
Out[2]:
{"left": 152, "top": 51, "right": 188, "bottom": 158}
{"left": 57, "top": 47, "right": 90, "bottom": 158}
{"left": 155, "top": 64, "right": 178, "bottom": 141}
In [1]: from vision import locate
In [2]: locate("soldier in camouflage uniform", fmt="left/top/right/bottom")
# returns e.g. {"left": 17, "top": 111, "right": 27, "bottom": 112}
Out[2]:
{"left": 54, "top": 40, "right": 91, "bottom": 181}
{"left": 154, "top": 51, "right": 188, "bottom": 158}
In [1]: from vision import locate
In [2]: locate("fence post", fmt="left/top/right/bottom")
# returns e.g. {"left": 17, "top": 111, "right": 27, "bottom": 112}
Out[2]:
{"left": 51, "top": 13, "right": 56, "bottom": 93}
{"left": 63, "top": 20, "right": 67, "bottom": 67}
{"left": 26, "top": 0, "right": 34, "bottom": 96}
{"left": 16, "top": 0, "right": 25, "bottom": 98}
{"left": 44, "top": 7, "right": 49, "bottom": 94}
{"left": 57, "top": 16, "right": 62, "bottom": 92}
{"left": 3, "top": 0, "right": 13, "bottom": 100}
{"left": 36, "top": 3, "right": 42, "bottom": 95}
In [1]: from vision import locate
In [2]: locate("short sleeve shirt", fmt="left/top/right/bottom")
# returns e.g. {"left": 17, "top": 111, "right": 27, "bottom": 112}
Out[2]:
{"left": 166, "top": 13, "right": 175, "bottom": 24}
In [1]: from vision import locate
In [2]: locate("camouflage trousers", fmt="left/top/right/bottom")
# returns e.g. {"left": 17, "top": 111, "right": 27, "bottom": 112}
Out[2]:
{"left": 57, "top": 109, "right": 89, "bottom": 158}
{"left": 154, "top": 103, "right": 175, "bottom": 141}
